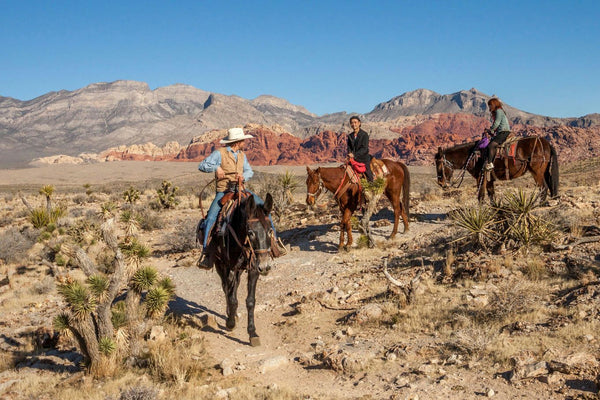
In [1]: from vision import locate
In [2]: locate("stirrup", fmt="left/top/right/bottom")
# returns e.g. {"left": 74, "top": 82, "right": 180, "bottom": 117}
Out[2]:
{"left": 485, "top": 162, "right": 494, "bottom": 171}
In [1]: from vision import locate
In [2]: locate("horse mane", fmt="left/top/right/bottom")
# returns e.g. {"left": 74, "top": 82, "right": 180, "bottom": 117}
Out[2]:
{"left": 445, "top": 140, "right": 478, "bottom": 153}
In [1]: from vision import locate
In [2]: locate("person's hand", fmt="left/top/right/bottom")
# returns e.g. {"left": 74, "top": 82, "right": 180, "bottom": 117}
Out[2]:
{"left": 348, "top": 153, "right": 354, "bottom": 159}
{"left": 216, "top": 166, "right": 225, "bottom": 179}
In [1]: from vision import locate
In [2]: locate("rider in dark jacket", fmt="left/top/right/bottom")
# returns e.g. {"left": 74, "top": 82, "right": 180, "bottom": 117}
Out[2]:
{"left": 347, "top": 116, "right": 374, "bottom": 181}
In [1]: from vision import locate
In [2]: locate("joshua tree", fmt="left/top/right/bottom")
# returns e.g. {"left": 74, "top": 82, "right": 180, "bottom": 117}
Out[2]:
{"left": 39, "top": 185, "right": 55, "bottom": 215}
{"left": 53, "top": 218, "right": 174, "bottom": 375}
{"left": 122, "top": 186, "right": 141, "bottom": 205}
{"left": 155, "top": 180, "right": 180, "bottom": 209}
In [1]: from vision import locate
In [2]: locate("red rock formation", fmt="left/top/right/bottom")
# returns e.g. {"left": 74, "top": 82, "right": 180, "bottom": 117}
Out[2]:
{"left": 94, "top": 115, "right": 600, "bottom": 166}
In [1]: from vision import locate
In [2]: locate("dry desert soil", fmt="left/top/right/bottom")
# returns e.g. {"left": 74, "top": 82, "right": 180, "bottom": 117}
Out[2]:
{"left": 0, "top": 160, "right": 599, "bottom": 400}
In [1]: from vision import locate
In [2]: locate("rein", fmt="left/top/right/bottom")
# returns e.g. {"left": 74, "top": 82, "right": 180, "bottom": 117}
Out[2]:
{"left": 225, "top": 213, "right": 271, "bottom": 272}
{"left": 198, "top": 178, "right": 216, "bottom": 218}
{"left": 440, "top": 152, "right": 473, "bottom": 189}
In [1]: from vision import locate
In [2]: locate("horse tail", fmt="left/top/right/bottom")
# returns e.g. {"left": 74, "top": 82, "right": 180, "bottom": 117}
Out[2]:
{"left": 546, "top": 143, "right": 559, "bottom": 198}
{"left": 400, "top": 162, "right": 410, "bottom": 217}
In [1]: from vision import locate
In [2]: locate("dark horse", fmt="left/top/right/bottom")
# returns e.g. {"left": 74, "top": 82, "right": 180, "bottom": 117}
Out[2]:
{"left": 207, "top": 192, "right": 274, "bottom": 346}
{"left": 306, "top": 160, "right": 410, "bottom": 250}
{"left": 434, "top": 136, "right": 559, "bottom": 202}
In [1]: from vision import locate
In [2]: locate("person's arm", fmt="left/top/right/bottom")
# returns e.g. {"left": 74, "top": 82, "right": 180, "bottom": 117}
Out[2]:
{"left": 490, "top": 110, "right": 503, "bottom": 133}
{"left": 198, "top": 150, "right": 222, "bottom": 173}
{"left": 242, "top": 154, "right": 254, "bottom": 181}
{"left": 347, "top": 136, "right": 354, "bottom": 158}
{"left": 354, "top": 131, "right": 370, "bottom": 160}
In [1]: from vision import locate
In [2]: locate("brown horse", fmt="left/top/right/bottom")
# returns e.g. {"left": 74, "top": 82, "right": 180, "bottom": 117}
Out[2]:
{"left": 434, "top": 136, "right": 559, "bottom": 202}
{"left": 306, "top": 160, "right": 410, "bottom": 250}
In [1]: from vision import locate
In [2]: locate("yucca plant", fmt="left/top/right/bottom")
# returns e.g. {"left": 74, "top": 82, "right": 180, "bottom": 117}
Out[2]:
{"left": 145, "top": 287, "right": 173, "bottom": 318}
{"left": 155, "top": 180, "right": 180, "bottom": 209}
{"left": 497, "top": 189, "right": 557, "bottom": 247}
{"left": 450, "top": 205, "right": 499, "bottom": 249}
{"left": 131, "top": 266, "right": 158, "bottom": 293}
{"left": 120, "top": 210, "right": 141, "bottom": 238}
{"left": 278, "top": 171, "right": 299, "bottom": 206}
{"left": 99, "top": 202, "right": 117, "bottom": 220}
{"left": 98, "top": 337, "right": 116, "bottom": 356}
{"left": 87, "top": 275, "right": 110, "bottom": 303}
{"left": 53, "top": 217, "right": 175, "bottom": 376}
{"left": 120, "top": 237, "right": 151, "bottom": 269}
{"left": 39, "top": 185, "right": 55, "bottom": 214}
{"left": 122, "top": 187, "right": 141, "bottom": 205}
{"left": 58, "top": 280, "right": 98, "bottom": 321}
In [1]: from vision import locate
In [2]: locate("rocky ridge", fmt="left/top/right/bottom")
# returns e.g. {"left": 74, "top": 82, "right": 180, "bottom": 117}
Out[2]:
{"left": 2, "top": 81, "right": 600, "bottom": 167}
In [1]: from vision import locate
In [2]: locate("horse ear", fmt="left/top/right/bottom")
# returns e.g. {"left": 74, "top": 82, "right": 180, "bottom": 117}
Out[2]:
{"left": 245, "top": 194, "right": 256, "bottom": 215}
{"left": 263, "top": 193, "right": 273, "bottom": 214}
{"left": 437, "top": 147, "right": 442, "bottom": 155}
{"left": 306, "top": 166, "right": 311, "bottom": 174}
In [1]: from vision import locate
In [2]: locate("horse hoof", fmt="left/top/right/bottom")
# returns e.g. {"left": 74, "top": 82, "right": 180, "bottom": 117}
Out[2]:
{"left": 250, "top": 336, "right": 261, "bottom": 347}
{"left": 226, "top": 320, "right": 236, "bottom": 331}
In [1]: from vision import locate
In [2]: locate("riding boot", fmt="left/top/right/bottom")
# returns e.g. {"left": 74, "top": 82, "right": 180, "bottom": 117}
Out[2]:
{"left": 197, "top": 250, "right": 214, "bottom": 270}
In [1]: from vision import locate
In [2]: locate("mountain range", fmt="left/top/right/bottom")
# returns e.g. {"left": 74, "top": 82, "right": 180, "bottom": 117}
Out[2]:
{"left": 1, "top": 80, "right": 599, "bottom": 168}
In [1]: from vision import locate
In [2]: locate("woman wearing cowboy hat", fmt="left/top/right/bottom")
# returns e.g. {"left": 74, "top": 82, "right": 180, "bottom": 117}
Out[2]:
{"left": 197, "top": 127, "right": 279, "bottom": 269}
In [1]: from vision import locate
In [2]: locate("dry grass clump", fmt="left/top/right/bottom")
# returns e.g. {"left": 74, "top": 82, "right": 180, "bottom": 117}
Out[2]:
{"left": 165, "top": 217, "right": 198, "bottom": 253}
{"left": 145, "top": 325, "right": 209, "bottom": 385}
{"left": 0, "top": 226, "right": 38, "bottom": 264}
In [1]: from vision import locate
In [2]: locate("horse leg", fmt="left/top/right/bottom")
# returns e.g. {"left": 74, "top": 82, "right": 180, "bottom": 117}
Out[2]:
{"left": 486, "top": 180, "right": 496, "bottom": 204}
{"left": 225, "top": 270, "right": 241, "bottom": 331}
{"left": 344, "top": 208, "right": 353, "bottom": 249}
{"left": 530, "top": 166, "right": 549, "bottom": 203}
{"left": 246, "top": 268, "right": 261, "bottom": 346}
{"left": 386, "top": 190, "right": 401, "bottom": 239}
{"left": 476, "top": 173, "right": 486, "bottom": 202}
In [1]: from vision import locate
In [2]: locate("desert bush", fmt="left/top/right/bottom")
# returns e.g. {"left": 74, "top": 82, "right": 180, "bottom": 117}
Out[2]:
{"left": 166, "top": 217, "right": 198, "bottom": 253}
{"left": 83, "top": 183, "right": 93, "bottom": 196}
{"left": 136, "top": 208, "right": 164, "bottom": 231}
{"left": 108, "top": 386, "right": 159, "bottom": 400}
{"left": 0, "top": 215, "right": 12, "bottom": 228}
{"left": 0, "top": 226, "right": 38, "bottom": 264}
{"left": 31, "top": 276, "right": 56, "bottom": 295}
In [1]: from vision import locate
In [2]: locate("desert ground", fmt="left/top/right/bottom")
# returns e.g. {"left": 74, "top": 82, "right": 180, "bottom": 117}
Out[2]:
{"left": 0, "top": 159, "right": 599, "bottom": 400}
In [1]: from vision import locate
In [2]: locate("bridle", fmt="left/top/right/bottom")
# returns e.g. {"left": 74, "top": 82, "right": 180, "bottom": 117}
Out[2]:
{"left": 226, "top": 212, "right": 272, "bottom": 272}
{"left": 437, "top": 151, "right": 473, "bottom": 189}
{"left": 307, "top": 171, "right": 324, "bottom": 202}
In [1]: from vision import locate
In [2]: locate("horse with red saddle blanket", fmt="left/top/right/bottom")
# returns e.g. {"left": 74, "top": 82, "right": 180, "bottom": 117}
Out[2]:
{"left": 306, "top": 157, "right": 410, "bottom": 250}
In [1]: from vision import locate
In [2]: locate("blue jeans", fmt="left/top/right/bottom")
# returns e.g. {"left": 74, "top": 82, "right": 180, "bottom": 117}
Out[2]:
{"left": 202, "top": 191, "right": 276, "bottom": 248}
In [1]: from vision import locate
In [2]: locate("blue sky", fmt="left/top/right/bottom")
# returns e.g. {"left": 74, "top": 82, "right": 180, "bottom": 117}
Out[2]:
{"left": 1, "top": 0, "right": 598, "bottom": 117}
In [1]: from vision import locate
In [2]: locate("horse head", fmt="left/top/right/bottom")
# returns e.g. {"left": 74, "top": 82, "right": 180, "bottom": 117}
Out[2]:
{"left": 305, "top": 166, "right": 322, "bottom": 207}
{"left": 434, "top": 147, "right": 453, "bottom": 189}
{"left": 242, "top": 193, "right": 274, "bottom": 275}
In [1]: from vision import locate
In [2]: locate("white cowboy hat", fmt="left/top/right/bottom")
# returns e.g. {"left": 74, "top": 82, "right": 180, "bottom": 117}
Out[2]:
{"left": 220, "top": 127, "right": 254, "bottom": 144}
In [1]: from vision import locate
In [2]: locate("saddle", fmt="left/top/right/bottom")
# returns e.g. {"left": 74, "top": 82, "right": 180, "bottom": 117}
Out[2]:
{"left": 196, "top": 189, "right": 252, "bottom": 249}
{"left": 370, "top": 158, "right": 390, "bottom": 180}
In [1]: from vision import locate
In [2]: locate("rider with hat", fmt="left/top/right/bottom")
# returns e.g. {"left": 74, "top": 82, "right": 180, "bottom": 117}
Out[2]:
{"left": 197, "top": 127, "right": 277, "bottom": 269}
